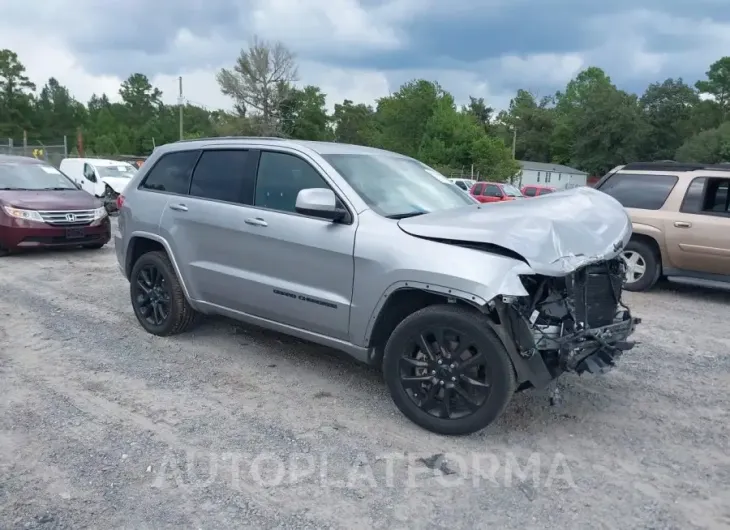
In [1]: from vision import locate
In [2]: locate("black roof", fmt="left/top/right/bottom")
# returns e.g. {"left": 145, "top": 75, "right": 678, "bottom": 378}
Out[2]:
{"left": 621, "top": 161, "right": 730, "bottom": 172}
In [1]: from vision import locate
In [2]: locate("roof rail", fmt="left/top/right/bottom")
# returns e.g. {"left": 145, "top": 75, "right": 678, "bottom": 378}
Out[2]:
{"left": 621, "top": 161, "right": 730, "bottom": 172}
{"left": 174, "top": 136, "right": 288, "bottom": 143}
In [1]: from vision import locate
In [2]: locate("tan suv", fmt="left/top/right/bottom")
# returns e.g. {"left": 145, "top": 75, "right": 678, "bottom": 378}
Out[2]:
{"left": 595, "top": 161, "right": 730, "bottom": 291}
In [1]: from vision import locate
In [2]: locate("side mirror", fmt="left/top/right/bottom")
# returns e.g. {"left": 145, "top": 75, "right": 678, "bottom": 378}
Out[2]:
{"left": 295, "top": 188, "right": 348, "bottom": 222}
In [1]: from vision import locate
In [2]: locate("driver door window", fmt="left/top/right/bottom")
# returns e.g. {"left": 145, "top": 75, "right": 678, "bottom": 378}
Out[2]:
{"left": 254, "top": 151, "right": 332, "bottom": 214}
{"left": 484, "top": 184, "right": 502, "bottom": 197}
{"left": 83, "top": 163, "right": 97, "bottom": 182}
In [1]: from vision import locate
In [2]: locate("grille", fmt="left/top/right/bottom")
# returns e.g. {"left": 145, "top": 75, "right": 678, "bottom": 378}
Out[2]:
{"left": 38, "top": 209, "right": 96, "bottom": 226}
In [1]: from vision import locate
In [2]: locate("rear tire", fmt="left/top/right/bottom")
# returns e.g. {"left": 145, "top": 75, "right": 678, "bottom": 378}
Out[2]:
{"left": 621, "top": 239, "right": 661, "bottom": 292}
{"left": 130, "top": 251, "right": 199, "bottom": 336}
{"left": 383, "top": 304, "right": 516, "bottom": 435}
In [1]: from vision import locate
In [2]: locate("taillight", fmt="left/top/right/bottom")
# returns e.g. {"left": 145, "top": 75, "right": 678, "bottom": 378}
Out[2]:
{"left": 116, "top": 194, "right": 125, "bottom": 210}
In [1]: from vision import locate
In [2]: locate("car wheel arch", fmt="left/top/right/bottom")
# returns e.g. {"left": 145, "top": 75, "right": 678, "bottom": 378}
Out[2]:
{"left": 125, "top": 234, "right": 193, "bottom": 301}
{"left": 628, "top": 232, "right": 664, "bottom": 273}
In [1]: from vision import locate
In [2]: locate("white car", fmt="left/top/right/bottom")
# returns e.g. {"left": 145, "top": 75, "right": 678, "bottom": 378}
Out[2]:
{"left": 59, "top": 158, "right": 136, "bottom": 209}
{"left": 448, "top": 178, "right": 476, "bottom": 192}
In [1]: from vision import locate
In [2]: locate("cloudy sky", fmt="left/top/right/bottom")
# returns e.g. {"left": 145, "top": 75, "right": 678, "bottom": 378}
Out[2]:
{"left": 1, "top": 0, "right": 728, "bottom": 112}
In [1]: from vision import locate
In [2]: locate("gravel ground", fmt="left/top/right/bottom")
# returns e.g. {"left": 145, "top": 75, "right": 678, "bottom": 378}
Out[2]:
{"left": 1, "top": 220, "right": 729, "bottom": 529}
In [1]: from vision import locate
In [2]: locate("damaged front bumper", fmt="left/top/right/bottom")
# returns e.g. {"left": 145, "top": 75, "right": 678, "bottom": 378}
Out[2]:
{"left": 487, "top": 257, "right": 641, "bottom": 388}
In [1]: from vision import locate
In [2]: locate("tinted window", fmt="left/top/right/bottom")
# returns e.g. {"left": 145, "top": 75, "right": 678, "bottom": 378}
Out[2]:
{"left": 255, "top": 151, "right": 330, "bottom": 213}
{"left": 680, "top": 177, "right": 706, "bottom": 213}
{"left": 484, "top": 184, "right": 501, "bottom": 197}
{"left": 189, "top": 150, "right": 249, "bottom": 203}
{"left": 472, "top": 183, "right": 484, "bottom": 195}
{"left": 140, "top": 150, "right": 200, "bottom": 194}
{"left": 454, "top": 181, "right": 467, "bottom": 190}
{"left": 540, "top": 188, "right": 554, "bottom": 195}
{"left": 705, "top": 178, "right": 730, "bottom": 213}
{"left": 523, "top": 187, "right": 537, "bottom": 197}
{"left": 598, "top": 173, "right": 677, "bottom": 210}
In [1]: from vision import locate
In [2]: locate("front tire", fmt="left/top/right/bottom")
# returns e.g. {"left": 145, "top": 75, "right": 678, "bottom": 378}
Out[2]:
{"left": 130, "top": 251, "right": 199, "bottom": 336}
{"left": 383, "top": 304, "right": 516, "bottom": 435}
{"left": 621, "top": 240, "right": 661, "bottom": 292}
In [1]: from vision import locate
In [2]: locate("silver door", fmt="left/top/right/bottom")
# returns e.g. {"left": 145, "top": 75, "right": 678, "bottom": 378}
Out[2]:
{"left": 232, "top": 149, "right": 356, "bottom": 340}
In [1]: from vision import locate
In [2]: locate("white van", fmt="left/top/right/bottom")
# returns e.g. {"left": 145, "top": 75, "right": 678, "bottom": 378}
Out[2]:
{"left": 59, "top": 158, "right": 136, "bottom": 207}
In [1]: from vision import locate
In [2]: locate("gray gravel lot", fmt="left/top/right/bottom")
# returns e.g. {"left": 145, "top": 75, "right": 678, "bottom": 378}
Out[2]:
{"left": 1, "top": 221, "right": 729, "bottom": 529}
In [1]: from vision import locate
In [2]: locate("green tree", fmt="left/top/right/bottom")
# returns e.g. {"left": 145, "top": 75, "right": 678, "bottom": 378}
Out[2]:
{"left": 639, "top": 78, "right": 699, "bottom": 160}
{"left": 279, "top": 85, "right": 331, "bottom": 140}
{"left": 34, "top": 77, "right": 86, "bottom": 140}
{"left": 552, "top": 67, "right": 646, "bottom": 175}
{"left": 675, "top": 122, "right": 730, "bottom": 163}
{"left": 0, "top": 49, "right": 36, "bottom": 138}
{"left": 695, "top": 57, "right": 730, "bottom": 117}
{"left": 331, "top": 99, "right": 377, "bottom": 145}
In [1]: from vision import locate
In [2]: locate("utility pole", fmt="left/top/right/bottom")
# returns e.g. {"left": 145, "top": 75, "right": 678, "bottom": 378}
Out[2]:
{"left": 178, "top": 76, "right": 183, "bottom": 140}
{"left": 511, "top": 127, "right": 517, "bottom": 159}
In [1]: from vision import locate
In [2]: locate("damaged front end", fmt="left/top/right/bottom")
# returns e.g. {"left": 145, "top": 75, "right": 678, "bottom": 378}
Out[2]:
{"left": 492, "top": 256, "right": 640, "bottom": 385}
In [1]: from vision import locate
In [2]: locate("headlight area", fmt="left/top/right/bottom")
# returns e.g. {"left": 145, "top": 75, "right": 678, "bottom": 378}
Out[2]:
{"left": 502, "top": 258, "right": 641, "bottom": 377}
{"left": 2, "top": 206, "right": 45, "bottom": 223}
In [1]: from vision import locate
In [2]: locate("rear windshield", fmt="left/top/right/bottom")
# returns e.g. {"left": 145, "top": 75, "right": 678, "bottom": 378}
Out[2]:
{"left": 596, "top": 172, "right": 678, "bottom": 210}
{"left": 0, "top": 162, "right": 77, "bottom": 190}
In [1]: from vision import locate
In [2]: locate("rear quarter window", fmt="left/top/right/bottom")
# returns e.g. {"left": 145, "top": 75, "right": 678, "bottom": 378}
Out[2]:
{"left": 139, "top": 150, "right": 201, "bottom": 195}
{"left": 597, "top": 172, "right": 678, "bottom": 210}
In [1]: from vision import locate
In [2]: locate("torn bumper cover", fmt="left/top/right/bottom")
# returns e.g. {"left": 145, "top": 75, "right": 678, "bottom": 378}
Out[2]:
{"left": 495, "top": 257, "right": 641, "bottom": 387}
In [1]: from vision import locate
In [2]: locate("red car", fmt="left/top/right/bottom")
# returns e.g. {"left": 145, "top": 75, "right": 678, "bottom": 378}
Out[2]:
{"left": 0, "top": 155, "right": 111, "bottom": 256}
{"left": 469, "top": 182, "right": 525, "bottom": 203}
{"left": 521, "top": 185, "right": 556, "bottom": 197}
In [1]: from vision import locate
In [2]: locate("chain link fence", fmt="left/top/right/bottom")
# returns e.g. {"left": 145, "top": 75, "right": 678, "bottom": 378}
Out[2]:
{"left": 1, "top": 137, "right": 69, "bottom": 168}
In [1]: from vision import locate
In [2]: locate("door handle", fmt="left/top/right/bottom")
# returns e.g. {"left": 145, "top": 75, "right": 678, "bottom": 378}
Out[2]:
{"left": 244, "top": 217, "right": 268, "bottom": 227}
{"left": 169, "top": 203, "right": 188, "bottom": 212}
{"left": 674, "top": 221, "right": 691, "bottom": 228}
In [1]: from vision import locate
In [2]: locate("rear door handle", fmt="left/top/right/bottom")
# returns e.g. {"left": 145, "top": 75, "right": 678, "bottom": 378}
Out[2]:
{"left": 674, "top": 221, "right": 691, "bottom": 228}
{"left": 245, "top": 217, "right": 268, "bottom": 227}
{"left": 169, "top": 203, "right": 188, "bottom": 212}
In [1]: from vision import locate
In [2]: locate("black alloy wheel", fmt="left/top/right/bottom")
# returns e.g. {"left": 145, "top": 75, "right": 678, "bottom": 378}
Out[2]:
{"left": 133, "top": 264, "right": 172, "bottom": 327}
{"left": 383, "top": 304, "right": 516, "bottom": 435}
{"left": 399, "top": 327, "right": 491, "bottom": 420}
{"left": 129, "top": 250, "right": 200, "bottom": 336}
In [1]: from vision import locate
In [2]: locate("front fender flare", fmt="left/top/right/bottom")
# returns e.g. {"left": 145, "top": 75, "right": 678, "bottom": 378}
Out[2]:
{"left": 363, "top": 277, "right": 526, "bottom": 345}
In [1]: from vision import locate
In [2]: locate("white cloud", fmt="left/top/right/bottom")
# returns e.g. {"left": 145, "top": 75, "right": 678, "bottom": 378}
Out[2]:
{"left": 0, "top": 1, "right": 728, "bottom": 121}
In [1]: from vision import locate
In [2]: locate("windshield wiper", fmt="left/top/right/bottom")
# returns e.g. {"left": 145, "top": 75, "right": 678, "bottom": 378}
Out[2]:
{"left": 386, "top": 211, "right": 427, "bottom": 219}
{"left": 0, "top": 187, "right": 31, "bottom": 190}
{"left": 40, "top": 187, "right": 74, "bottom": 190}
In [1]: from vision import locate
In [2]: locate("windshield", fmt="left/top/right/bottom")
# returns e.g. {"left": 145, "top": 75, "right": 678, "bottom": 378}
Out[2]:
{"left": 322, "top": 154, "right": 475, "bottom": 218}
{"left": 502, "top": 184, "right": 523, "bottom": 197}
{"left": 95, "top": 163, "right": 136, "bottom": 178}
{"left": 0, "top": 162, "right": 77, "bottom": 190}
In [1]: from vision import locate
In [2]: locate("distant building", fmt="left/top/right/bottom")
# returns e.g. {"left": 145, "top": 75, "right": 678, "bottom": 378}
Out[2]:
{"left": 516, "top": 161, "right": 588, "bottom": 189}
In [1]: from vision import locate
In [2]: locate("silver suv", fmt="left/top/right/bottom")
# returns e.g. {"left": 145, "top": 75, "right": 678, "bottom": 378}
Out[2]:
{"left": 115, "top": 137, "right": 640, "bottom": 435}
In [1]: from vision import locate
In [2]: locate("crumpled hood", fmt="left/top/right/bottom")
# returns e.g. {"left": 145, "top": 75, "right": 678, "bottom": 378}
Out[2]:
{"left": 100, "top": 176, "right": 130, "bottom": 193}
{"left": 398, "top": 186, "right": 632, "bottom": 276}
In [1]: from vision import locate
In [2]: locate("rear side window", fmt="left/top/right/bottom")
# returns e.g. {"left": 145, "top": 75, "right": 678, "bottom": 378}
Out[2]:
{"left": 188, "top": 149, "right": 249, "bottom": 203}
{"left": 484, "top": 184, "right": 501, "bottom": 196}
{"left": 598, "top": 172, "right": 678, "bottom": 210}
{"left": 454, "top": 180, "right": 467, "bottom": 190}
{"left": 682, "top": 177, "right": 730, "bottom": 215}
{"left": 472, "top": 183, "right": 484, "bottom": 195}
{"left": 139, "top": 150, "right": 200, "bottom": 194}
{"left": 540, "top": 188, "right": 554, "bottom": 195}
{"left": 523, "top": 187, "right": 536, "bottom": 196}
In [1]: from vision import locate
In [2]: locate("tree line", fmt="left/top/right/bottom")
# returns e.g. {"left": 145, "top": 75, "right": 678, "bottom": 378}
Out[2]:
{"left": 1, "top": 39, "right": 729, "bottom": 179}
